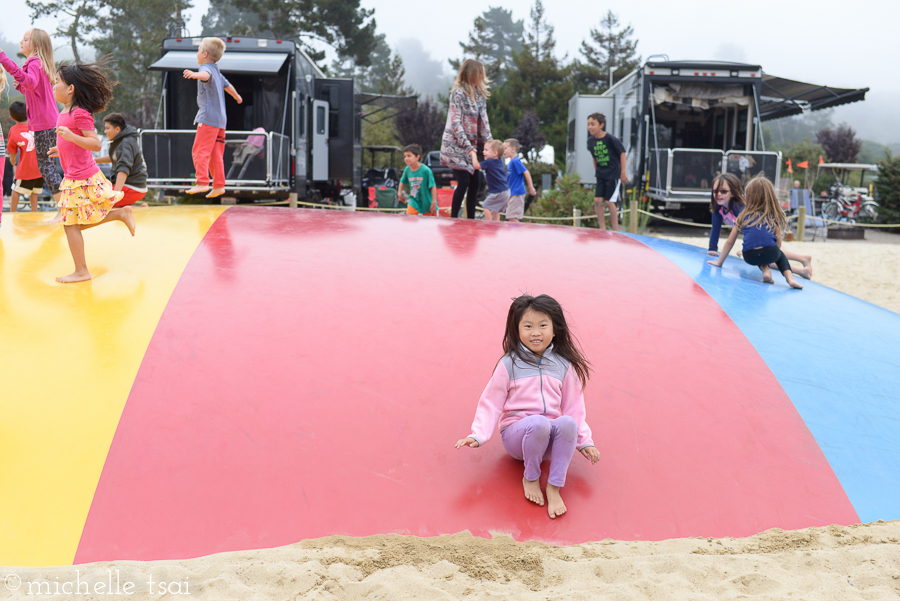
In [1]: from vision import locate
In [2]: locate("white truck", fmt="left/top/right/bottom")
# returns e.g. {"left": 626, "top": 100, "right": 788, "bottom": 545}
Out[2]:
{"left": 567, "top": 59, "right": 868, "bottom": 220}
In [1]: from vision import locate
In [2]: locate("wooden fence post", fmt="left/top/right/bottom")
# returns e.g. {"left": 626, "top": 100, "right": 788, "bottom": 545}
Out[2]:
{"left": 629, "top": 199, "right": 638, "bottom": 234}
{"left": 573, "top": 208, "right": 582, "bottom": 227}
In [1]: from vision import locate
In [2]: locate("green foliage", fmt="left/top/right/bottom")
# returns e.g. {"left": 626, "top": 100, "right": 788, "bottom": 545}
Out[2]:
{"left": 449, "top": 7, "right": 523, "bottom": 85}
{"left": 330, "top": 34, "right": 409, "bottom": 95}
{"left": 762, "top": 109, "right": 834, "bottom": 147}
{"left": 201, "top": 0, "right": 377, "bottom": 66}
{"left": 771, "top": 140, "right": 826, "bottom": 190}
{"left": 874, "top": 152, "right": 900, "bottom": 223}
{"left": 859, "top": 140, "right": 890, "bottom": 165}
{"left": 27, "top": 0, "right": 103, "bottom": 62}
{"left": 574, "top": 10, "right": 641, "bottom": 93}
{"left": 529, "top": 173, "right": 596, "bottom": 227}
{"left": 92, "top": 0, "right": 192, "bottom": 127}
{"left": 394, "top": 97, "right": 445, "bottom": 156}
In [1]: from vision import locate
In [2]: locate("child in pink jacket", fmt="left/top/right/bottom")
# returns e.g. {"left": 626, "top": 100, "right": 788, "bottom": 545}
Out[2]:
{"left": 456, "top": 294, "right": 601, "bottom": 519}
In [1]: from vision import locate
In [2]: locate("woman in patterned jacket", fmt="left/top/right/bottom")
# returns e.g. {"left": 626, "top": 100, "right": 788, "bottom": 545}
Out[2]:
{"left": 440, "top": 59, "right": 493, "bottom": 219}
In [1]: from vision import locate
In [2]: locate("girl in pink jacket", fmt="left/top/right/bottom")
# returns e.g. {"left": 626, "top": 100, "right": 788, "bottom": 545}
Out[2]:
{"left": 456, "top": 295, "right": 601, "bottom": 519}
{"left": 0, "top": 29, "right": 63, "bottom": 219}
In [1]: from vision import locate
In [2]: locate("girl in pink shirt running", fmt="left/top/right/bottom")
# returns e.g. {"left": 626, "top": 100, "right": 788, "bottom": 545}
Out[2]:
{"left": 49, "top": 60, "right": 135, "bottom": 283}
{"left": 456, "top": 294, "right": 601, "bottom": 519}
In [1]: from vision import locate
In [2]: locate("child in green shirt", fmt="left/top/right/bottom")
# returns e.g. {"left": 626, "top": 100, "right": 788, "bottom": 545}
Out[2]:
{"left": 398, "top": 144, "right": 438, "bottom": 216}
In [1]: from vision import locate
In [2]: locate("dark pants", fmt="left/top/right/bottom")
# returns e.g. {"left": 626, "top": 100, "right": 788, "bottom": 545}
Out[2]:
{"left": 451, "top": 169, "right": 481, "bottom": 219}
{"left": 33, "top": 129, "right": 62, "bottom": 195}
{"left": 743, "top": 246, "right": 791, "bottom": 274}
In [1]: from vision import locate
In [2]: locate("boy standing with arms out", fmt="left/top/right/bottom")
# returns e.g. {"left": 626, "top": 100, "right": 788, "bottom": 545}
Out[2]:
{"left": 503, "top": 138, "right": 536, "bottom": 223}
{"left": 587, "top": 112, "right": 627, "bottom": 231}
{"left": 96, "top": 113, "right": 149, "bottom": 207}
{"left": 183, "top": 37, "right": 242, "bottom": 198}
{"left": 480, "top": 139, "right": 510, "bottom": 221}
{"left": 398, "top": 144, "right": 438, "bottom": 216}
{"left": 7, "top": 101, "right": 43, "bottom": 212}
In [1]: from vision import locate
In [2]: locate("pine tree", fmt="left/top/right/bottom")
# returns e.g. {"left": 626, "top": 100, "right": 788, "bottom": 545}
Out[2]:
{"left": 394, "top": 97, "right": 446, "bottom": 155}
{"left": 575, "top": 10, "right": 640, "bottom": 92}
{"left": 450, "top": 7, "right": 523, "bottom": 84}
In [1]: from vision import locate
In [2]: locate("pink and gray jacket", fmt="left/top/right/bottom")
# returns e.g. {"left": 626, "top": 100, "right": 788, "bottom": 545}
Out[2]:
{"left": 0, "top": 53, "right": 59, "bottom": 132}
{"left": 468, "top": 345, "right": 594, "bottom": 450}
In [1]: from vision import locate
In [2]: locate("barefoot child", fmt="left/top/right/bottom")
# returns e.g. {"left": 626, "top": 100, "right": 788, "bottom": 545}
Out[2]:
{"left": 0, "top": 29, "right": 63, "bottom": 221}
{"left": 708, "top": 176, "right": 804, "bottom": 289}
{"left": 480, "top": 139, "right": 510, "bottom": 221}
{"left": 182, "top": 37, "right": 242, "bottom": 198}
{"left": 50, "top": 60, "right": 135, "bottom": 283}
{"left": 502, "top": 138, "right": 536, "bottom": 223}
{"left": 708, "top": 173, "right": 812, "bottom": 278}
{"left": 456, "top": 294, "right": 601, "bottom": 518}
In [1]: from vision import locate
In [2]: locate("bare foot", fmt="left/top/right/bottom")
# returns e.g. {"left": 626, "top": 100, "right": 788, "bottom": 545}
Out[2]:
{"left": 522, "top": 478, "right": 544, "bottom": 507}
{"left": 787, "top": 275, "right": 804, "bottom": 290}
{"left": 186, "top": 185, "right": 210, "bottom": 195}
{"left": 121, "top": 206, "right": 136, "bottom": 236}
{"left": 793, "top": 265, "right": 811, "bottom": 279}
{"left": 803, "top": 256, "right": 813, "bottom": 278}
{"left": 546, "top": 484, "right": 567, "bottom": 518}
{"left": 56, "top": 270, "right": 92, "bottom": 283}
{"left": 761, "top": 265, "right": 774, "bottom": 284}
{"left": 206, "top": 188, "right": 225, "bottom": 198}
{"left": 138, "top": 202, "right": 149, "bottom": 208}
{"left": 47, "top": 211, "right": 63, "bottom": 225}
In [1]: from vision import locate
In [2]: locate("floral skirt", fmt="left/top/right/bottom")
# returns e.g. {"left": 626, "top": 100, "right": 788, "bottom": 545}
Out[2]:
{"left": 58, "top": 171, "right": 125, "bottom": 226}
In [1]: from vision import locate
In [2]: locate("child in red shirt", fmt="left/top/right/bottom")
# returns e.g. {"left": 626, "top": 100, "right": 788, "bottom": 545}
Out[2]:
{"left": 7, "top": 101, "right": 44, "bottom": 212}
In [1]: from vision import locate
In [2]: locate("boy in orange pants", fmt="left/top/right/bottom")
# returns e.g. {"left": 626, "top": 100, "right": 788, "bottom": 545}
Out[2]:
{"left": 182, "top": 37, "right": 242, "bottom": 198}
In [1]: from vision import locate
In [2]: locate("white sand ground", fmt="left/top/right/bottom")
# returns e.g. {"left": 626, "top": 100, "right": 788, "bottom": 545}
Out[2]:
{"left": 2, "top": 522, "right": 898, "bottom": 600}
{"left": 2, "top": 227, "right": 897, "bottom": 600}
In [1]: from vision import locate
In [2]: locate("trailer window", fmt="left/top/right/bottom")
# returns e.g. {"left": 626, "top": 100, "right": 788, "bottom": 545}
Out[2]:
{"left": 316, "top": 106, "right": 326, "bottom": 135}
{"left": 567, "top": 120, "right": 575, "bottom": 152}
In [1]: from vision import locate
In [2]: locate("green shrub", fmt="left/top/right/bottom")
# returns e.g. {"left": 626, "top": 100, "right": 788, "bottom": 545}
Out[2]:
{"left": 874, "top": 151, "right": 900, "bottom": 224}
{"left": 529, "top": 173, "right": 597, "bottom": 227}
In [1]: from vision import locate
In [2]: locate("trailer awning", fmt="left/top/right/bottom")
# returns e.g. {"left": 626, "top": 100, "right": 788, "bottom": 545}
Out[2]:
{"left": 357, "top": 93, "right": 418, "bottom": 124}
{"left": 758, "top": 74, "right": 868, "bottom": 121}
{"left": 148, "top": 51, "right": 290, "bottom": 75}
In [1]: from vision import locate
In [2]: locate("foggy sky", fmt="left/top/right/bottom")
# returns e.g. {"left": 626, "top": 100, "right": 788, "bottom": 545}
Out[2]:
{"left": 4, "top": 0, "right": 898, "bottom": 143}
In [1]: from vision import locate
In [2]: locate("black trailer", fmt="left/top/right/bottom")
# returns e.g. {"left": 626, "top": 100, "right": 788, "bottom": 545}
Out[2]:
{"left": 566, "top": 59, "right": 869, "bottom": 219}
{"left": 143, "top": 36, "right": 415, "bottom": 206}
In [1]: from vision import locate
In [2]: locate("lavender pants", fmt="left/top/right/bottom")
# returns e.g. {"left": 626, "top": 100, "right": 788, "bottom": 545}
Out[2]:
{"left": 501, "top": 415, "right": 577, "bottom": 487}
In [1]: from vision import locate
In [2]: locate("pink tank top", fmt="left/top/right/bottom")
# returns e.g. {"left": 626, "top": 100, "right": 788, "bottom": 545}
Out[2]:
{"left": 57, "top": 107, "right": 100, "bottom": 181}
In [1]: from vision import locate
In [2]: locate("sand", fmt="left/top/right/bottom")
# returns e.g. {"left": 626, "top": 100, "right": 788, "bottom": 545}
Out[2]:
{"left": 654, "top": 227, "right": 900, "bottom": 314}
{"left": 3, "top": 227, "right": 897, "bottom": 600}
{"left": 2, "top": 522, "right": 899, "bottom": 599}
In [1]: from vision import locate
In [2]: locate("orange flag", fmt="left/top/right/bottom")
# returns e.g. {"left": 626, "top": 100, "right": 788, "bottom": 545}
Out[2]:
{"left": 819, "top": 155, "right": 824, "bottom": 164}
{"left": 797, "top": 161, "right": 809, "bottom": 169}
{"left": 786, "top": 158, "right": 793, "bottom": 174}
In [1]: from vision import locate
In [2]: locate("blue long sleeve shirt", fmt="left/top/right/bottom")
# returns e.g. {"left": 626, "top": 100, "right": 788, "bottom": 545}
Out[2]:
{"left": 709, "top": 202, "right": 744, "bottom": 252}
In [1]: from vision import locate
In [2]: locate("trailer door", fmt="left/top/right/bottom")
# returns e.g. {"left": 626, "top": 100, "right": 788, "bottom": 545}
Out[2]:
{"left": 312, "top": 99, "right": 329, "bottom": 181}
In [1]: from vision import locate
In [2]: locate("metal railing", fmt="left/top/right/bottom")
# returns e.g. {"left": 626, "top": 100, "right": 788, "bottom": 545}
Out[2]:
{"left": 648, "top": 149, "right": 783, "bottom": 204}
{"left": 141, "top": 129, "right": 291, "bottom": 190}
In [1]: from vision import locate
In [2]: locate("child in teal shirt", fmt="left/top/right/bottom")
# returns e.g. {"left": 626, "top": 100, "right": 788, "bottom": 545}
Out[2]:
{"left": 398, "top": 144, "right": 437, "bottom": 216}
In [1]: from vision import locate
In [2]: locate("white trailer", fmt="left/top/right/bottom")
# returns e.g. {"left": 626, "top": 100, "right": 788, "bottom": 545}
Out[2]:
{"left": 566, "top": 59, "right": 868, "bottom": 219}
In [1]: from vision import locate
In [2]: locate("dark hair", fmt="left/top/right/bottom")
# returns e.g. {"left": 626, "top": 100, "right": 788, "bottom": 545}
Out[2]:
{"left": 57, "top": 58, "right": 117, "bottom": 114}
{"left": 103, "top": 112, "right": 127, "bottom": 130}
{"left": 403, "top": 144, "right": 423, "bottom": 158}
{"left": 710, "top": 173, "right": 743, "bottom": 214}
{"left": 9, "top": 101, "right": 27, "bottom": 122}
{"left": 587, "top": 112, "right": 606, "bottom": 127}
{"left": 502, "top": 294, "right": 591, "bottom": 389}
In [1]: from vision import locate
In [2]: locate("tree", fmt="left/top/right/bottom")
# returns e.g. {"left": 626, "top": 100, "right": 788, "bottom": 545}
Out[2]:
{"left": 450, "top": 7, "right": 523, "bottom": 84}
{"left": 92, "top": 0, "right": 192, "bottom": 127}
{"left": 27, "top": 0, "right": 104, "bottom": 62}
{"left": 771, "top": 139, "right": 826, "bottom": 189}
{"left": 874, "top": 152, "right": 900, "bottom": 223}
{"left": 200, "top": 0, "right": 377, "bottom": 66}
{"left": 393, "top": 97, "right": 445, "bottom": 155}
{"left": 574, "top": 10, "right": 640, "bottom": 93}
{"left": 331, "top": 33, "right": 409, "bottom": 95}
{"left": 512, "top": 110, "right": 546, "bottom": 161}
{"left": 816, "top": 124, "right": 862, "bottom": 164}
{"left": 492, "top": 0, "right": 571, "bottom": 163}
